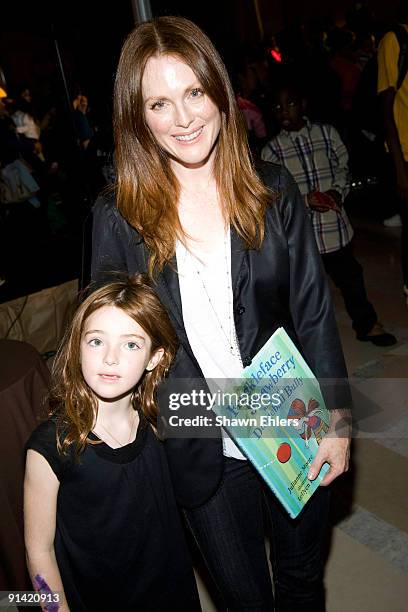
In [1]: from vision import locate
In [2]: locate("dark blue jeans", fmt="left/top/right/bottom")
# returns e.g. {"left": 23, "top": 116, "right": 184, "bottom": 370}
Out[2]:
{"left": 184, "top": 457, "right": 330, "bottom": 612}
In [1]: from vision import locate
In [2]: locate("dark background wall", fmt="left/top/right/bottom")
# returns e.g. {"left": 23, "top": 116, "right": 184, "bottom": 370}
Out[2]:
{"left": 0, "top": 0, "right": 403, "bottom": 99}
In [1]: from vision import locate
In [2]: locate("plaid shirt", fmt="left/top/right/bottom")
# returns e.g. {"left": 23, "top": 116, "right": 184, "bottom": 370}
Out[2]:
{"left": 261, "top": 119, "right": 354, "bottom": 254}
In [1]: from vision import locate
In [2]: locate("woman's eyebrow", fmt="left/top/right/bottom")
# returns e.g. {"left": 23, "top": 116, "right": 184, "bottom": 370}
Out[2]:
{"left": 144, "top": 82, "right": 202, "bottom": 103}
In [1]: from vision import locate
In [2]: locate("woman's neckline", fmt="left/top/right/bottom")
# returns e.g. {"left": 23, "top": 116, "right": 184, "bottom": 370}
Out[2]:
{"left": 178, "top": 226, "right": 230, "bottom": 265}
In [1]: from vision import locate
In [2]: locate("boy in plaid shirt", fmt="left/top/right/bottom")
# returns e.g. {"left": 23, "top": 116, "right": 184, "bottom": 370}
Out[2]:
{"left": 262, "top": 82, "right": 396, "bottom": 346}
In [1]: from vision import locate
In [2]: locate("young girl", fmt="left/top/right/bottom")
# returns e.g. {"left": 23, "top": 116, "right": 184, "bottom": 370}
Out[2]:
{"left": 24, "top": 275, "right": 201, "bottom": 612}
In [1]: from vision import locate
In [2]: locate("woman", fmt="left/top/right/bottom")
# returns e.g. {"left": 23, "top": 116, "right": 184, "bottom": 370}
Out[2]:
{"left": 91, "top": 16, "right": 351, "bottom": 611}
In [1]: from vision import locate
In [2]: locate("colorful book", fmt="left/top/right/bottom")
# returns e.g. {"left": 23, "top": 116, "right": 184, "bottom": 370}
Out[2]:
{"left": 212, "top": 327, "right": 330, "bottom": 518}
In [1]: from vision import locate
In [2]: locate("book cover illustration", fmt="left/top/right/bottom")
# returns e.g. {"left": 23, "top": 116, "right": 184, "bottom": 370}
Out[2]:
{"left": 212, "top": 327, "right": 330, "bottom": 518}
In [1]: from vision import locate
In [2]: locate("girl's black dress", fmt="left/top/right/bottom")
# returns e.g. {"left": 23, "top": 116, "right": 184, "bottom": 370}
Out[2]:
{"left": 25, "top": 413, "right": 201, "bottom": 611}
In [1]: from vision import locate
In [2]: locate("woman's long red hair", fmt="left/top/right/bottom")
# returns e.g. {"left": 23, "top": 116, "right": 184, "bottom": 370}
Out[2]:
{"left": 113, "top": 16, "right": 272, "bottom": 276}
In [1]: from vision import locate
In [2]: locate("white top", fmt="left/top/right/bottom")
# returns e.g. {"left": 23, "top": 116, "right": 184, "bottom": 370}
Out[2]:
{"left": 176, "top": 229, "right": 246, "bottom": 460}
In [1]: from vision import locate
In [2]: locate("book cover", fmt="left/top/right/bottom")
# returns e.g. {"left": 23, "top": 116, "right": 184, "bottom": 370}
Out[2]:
{"left": 212, "top": 327, "right": 330, "bottom": 518}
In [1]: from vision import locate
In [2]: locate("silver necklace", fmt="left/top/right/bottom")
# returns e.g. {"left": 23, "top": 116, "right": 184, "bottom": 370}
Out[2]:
{"left": 95, "top": 409, "right": 138, "bottom": 448}
{"left": 188, "top": 231, "right": 242, "bottom": 362}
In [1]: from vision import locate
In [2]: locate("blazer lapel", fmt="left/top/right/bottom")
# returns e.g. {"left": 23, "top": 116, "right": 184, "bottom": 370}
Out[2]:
{"left": 159, "top": 256, "right": 184, "bottom": 330}
{"left": 230, "top": 225, "right": 247, "bottom": 292}
{"left": 134, "top": 239, "right": 182, "bottom": 326}
{"left": 136, "top": 233, "right": 245, "bottom": 373}
{"left": 136, "top": 226, "right": 245, "bottom": 320}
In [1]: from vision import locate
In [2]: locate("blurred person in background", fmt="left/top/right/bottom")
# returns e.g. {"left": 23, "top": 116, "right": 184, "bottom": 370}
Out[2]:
{"left": 262, "top": 81, "right": 397, "bottom": 346}
{"left": 378, "top": 2, "right": 408, "bottom": 305}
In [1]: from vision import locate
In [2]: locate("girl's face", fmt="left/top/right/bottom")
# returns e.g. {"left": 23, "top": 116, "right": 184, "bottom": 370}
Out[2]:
{"left": 142, "top": 54, "right": 222, "bottom": 169}
{"left": 80, "top": 306, "right": 163, "bottom": 402}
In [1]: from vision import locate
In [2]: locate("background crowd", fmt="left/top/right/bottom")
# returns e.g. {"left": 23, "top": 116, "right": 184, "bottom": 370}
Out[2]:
{"left": 0, "top": 1, "right": 406, "bottom": 301}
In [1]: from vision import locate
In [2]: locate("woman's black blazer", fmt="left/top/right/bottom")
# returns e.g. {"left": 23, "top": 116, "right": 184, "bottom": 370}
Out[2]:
{"left": 91, "top": 161, "right": 349, "bottom": 509}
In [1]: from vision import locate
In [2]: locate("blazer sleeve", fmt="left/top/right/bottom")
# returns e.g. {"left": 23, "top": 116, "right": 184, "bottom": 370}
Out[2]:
{"left": 277, "top": 166, "right": 351, "bottom": 410}
{"left": 91, "top": 194, "right": 129, "bottom": 287}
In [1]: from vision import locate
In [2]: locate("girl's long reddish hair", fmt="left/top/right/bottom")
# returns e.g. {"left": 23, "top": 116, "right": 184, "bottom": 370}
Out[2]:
{"left": 113, "top": 16, "right": 271, "bottom": 275}
{"left": 49, "top": 275, "right": 178, "bottom": 455}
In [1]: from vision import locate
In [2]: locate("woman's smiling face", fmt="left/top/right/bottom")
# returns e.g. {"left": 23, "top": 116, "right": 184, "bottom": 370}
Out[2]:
{"left": 142, "top": 54, "right": 221, "bottom": 169}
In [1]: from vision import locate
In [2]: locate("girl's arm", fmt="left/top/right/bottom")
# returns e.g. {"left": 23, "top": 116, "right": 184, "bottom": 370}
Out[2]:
{"left": 24, "top": 449, "right": 70, "bottom": 612}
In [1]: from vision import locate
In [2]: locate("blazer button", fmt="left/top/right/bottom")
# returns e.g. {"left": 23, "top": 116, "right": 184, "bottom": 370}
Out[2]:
{"left": 237, "top": 306, "right": 246, "bottom": 315}
{"left": 242, "top": 356, "right": 252, "bottom": 367}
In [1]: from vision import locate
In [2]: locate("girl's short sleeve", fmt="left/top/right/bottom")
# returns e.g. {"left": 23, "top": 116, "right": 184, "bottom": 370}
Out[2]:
{"left": 25, "top": 420, "right": 71, "bottom": 481}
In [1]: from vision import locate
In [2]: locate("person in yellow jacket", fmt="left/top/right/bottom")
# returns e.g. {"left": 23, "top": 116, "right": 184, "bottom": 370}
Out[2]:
{"left": 378, "top": 3, "right": 408, "bottom": 303}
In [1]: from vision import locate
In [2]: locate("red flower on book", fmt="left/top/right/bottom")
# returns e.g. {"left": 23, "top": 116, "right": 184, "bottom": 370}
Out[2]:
{"left": 288, "top": 398, "right": 329, "bottom": 445}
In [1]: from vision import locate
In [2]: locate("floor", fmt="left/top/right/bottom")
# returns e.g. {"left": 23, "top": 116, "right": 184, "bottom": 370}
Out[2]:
{"left": 196, "top": 218, "right": 408, "bottom": 611}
